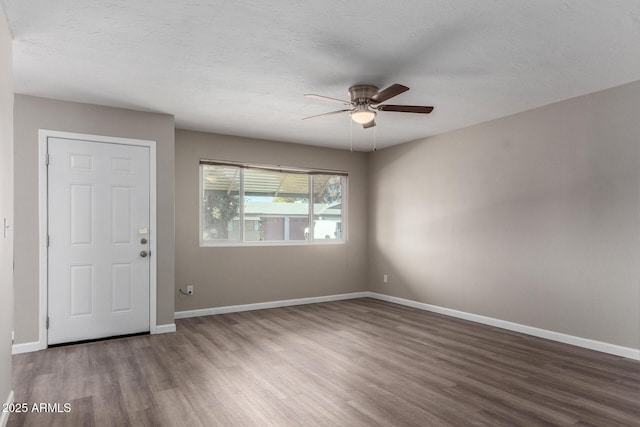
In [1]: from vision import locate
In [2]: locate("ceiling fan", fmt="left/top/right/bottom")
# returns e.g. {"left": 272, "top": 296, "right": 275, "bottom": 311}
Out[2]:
{"left": 303, "top": 83, "right": 433, "bottom": 129}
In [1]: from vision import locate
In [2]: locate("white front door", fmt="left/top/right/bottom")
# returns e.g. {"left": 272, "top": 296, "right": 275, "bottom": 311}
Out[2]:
{"left": 47, "top": 137, "right": 150, "bottom": 344}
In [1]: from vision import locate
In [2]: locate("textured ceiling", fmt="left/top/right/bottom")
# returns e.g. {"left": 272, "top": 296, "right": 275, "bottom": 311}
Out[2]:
{"left": 2, "top": 1, "right": 639, "bottom": 151}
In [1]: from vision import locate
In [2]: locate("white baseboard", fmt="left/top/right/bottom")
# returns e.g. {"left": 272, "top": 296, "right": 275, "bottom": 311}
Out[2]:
{"left": 1, "top": 390, "right": 14, "bottom": 427}
{"left": 175, "top": 291, "right": 369, "bottom": 319}
{"left": 153, "top": 323, "right": 176, "bottom": 334}
{"left": 367, "top": 292, "right": 640, "bottom": 361}
{"left": 12, "top": 341, "right": 42, "bottom": 355}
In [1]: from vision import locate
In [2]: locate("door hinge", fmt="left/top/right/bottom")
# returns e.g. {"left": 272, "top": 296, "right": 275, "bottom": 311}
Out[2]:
{"left": 46, "top": 317, "right": 49, "bottom": 329}
{"left": 47, "top": 235, "right": 50, "bottom": 247}
{"left": 45, "top": 153, "right": 50, "bottom": 166}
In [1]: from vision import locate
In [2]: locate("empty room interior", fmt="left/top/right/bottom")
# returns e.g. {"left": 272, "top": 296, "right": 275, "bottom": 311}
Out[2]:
{"left": 1, "top": 1, "right": 639, "bottom": 426}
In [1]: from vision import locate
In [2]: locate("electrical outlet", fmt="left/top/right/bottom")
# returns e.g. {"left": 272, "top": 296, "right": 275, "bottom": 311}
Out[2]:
{"left": 187, "top": 285, "right": 193, "bottom": 295}
{"left": 383, "top": 274, "right": 388, "bottom": 283}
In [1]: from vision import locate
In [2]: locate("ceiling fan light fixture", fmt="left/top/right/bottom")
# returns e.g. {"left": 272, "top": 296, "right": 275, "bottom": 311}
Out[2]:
{"left": 350, "top": 108, "right": 376, "bottom": 124}
{"left": 303, "top": 83, "right": 433, "bottom": 130}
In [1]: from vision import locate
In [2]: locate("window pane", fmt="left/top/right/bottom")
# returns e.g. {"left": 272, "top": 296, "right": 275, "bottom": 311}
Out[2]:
{"left": 244, "top": 168, "right": 309, "bottom": 241}
{"left": 202, "top": 165, "right": 240, "bottom": 241}
{"left": 312, "top": 175, "right": 343, "bottom": 240}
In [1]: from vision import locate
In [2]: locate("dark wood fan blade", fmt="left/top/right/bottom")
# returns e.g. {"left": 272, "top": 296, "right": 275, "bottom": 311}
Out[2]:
{"left": 363, "top": 120, "right": 376, "bottom": 129}
{"left": 304, "top": 94, "right": 352, "bottom": 106}
{"left": 302, "top": 109, "right": 351, "bottom": 120}
{"left": 370, "top": 84, "right": 409, "bottom": 104}
{"left": 377, "top": 105, "right": 434, "bottom": 114}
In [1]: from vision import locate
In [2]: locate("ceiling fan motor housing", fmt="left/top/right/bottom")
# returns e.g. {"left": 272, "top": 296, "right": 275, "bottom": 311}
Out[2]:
{"left": 349, "top": 85, "right": 379, "bottom": 104}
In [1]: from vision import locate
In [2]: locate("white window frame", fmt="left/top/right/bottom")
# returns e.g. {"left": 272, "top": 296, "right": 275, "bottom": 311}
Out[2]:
{"left": 199, "top": 161, "right": 347, "bottom": 247}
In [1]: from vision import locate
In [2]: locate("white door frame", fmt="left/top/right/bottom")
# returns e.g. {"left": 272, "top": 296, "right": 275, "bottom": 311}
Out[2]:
{"left": 38, "top": 129, "right": 158, "bottom": 350}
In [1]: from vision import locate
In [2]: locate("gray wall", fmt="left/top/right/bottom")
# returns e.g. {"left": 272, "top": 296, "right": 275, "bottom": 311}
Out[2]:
{"left": 10, "top": 82, "right": 638, "bottom": 352}
{"left": 368, "top": 81, "right": 640, "bottom": 349}
{"left": 0, "top": 6, "right": 13, "bottom": 409}
{"left": 175, "top": 130, "right": 368, "bottom": 312}
{"left": 13, "top": 95, "right": 176, "bottom": 344}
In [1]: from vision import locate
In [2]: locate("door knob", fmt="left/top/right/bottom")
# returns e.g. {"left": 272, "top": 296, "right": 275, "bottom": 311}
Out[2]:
{"left": 140, "top": 250, "right": 148, "bottom": 258}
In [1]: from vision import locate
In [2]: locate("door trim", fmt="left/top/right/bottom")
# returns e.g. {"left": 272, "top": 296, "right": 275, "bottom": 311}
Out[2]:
{"left": 38, "top": 129, "right": 158, "bottom": 350}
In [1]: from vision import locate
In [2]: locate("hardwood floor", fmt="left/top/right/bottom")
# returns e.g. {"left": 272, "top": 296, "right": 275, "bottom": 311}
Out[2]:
{"left": 8, "top": 298, "right": 640, "bottom": 426}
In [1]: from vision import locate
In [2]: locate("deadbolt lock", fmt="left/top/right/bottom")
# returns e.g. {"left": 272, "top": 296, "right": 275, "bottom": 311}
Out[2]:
{"left": 141, "top": 238, "right": 148, "bottom": 244}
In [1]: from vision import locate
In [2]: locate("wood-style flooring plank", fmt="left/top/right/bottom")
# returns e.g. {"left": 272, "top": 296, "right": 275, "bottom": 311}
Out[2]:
{"left": 8, "top": 298, "right": 640, "bottom": 426}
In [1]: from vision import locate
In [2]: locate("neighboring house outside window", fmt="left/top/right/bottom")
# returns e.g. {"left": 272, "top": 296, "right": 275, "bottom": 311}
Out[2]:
{"left": 200, "top": 160, "right": 346, "bottom": 246}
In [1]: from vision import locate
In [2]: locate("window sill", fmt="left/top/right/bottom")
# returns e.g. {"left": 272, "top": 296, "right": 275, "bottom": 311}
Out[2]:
{"left": 199, "top": 240, "right": 346, "bottom": 248}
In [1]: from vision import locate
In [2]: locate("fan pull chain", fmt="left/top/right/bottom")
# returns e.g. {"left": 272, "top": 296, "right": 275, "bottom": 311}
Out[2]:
{"left": 373, "top": 124, "right": 377, "bottom": 152}
{"left": 350, "top": 116, "right": 353, "bottom": 152}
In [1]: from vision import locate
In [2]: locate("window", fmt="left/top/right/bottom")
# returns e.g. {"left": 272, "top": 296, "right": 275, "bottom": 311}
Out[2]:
{"left": 200, "top": 160, "right": 346, "bottom": 245}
